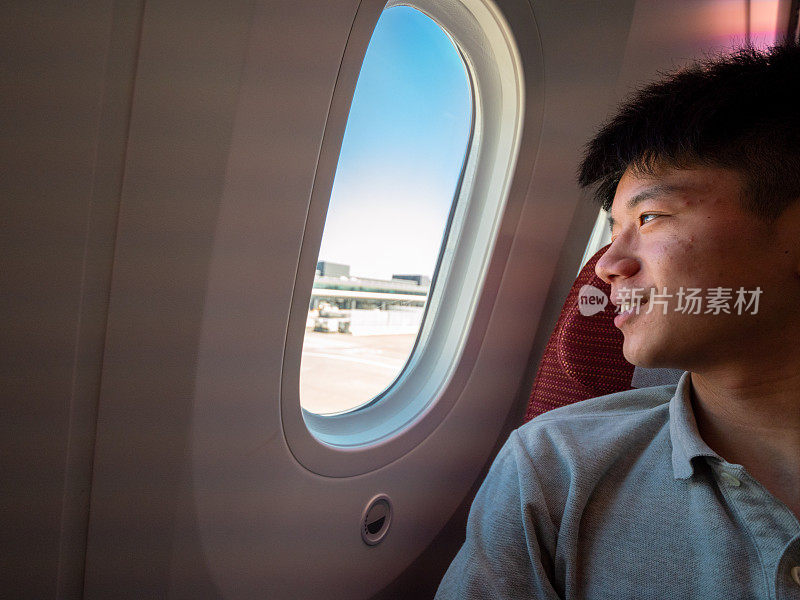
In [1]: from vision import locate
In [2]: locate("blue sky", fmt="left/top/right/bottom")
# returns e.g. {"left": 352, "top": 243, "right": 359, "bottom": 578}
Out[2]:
{"left": 317, "top": 6, "right": 472, "bottom": 281}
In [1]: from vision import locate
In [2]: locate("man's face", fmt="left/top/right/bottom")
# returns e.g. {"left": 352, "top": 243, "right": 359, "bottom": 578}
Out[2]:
{"left": 594, "top": 165, "right": 800, "bottom": 371}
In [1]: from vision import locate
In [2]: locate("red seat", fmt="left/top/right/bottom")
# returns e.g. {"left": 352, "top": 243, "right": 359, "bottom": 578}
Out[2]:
{"left": 524, "top": 245, "right": 635, "bottom": 423}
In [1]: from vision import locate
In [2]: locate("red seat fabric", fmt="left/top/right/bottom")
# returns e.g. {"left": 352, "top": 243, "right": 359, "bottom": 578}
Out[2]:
{"left": 524, "top": 245, "right": 635, "bottom": 423}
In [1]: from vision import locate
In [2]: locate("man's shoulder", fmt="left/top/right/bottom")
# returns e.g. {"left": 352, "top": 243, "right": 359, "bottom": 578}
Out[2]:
{"left": 527, "top": 383, "right": 678, "bottom": 423}
{"left": 514, "top": 384, "right": 677, "bottom": 454}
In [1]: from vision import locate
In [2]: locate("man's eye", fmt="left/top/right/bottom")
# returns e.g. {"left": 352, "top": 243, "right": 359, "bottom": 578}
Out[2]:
{"left": 639, "top": 213, "right": 660, "bottom": 225}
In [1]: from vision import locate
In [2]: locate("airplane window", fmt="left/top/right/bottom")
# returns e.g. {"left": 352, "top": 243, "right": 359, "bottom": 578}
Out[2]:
{"left": 300, "top": 6, "right": 473, "bottom": 416}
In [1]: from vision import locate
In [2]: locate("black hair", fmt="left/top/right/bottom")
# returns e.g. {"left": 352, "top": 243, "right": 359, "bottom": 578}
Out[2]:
{"left": 578, "top": 42, "right": 800, "bottom": 220}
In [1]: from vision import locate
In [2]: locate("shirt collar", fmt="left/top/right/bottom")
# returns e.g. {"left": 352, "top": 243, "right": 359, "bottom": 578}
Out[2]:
{"left": 669, "top": 372, "right": 721, "bottom": 479}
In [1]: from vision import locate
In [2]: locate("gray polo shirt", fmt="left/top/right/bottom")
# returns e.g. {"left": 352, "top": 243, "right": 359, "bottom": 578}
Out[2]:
{"left": 436, "top": 373, "right": 800, "bottom": 599}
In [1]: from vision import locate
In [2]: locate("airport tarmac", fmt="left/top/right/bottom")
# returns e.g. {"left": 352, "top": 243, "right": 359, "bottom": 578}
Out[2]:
{"left": 300, "top": 330, "right": 417, "bottom": 414}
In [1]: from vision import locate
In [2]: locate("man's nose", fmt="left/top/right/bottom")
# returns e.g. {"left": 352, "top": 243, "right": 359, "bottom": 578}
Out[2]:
{"left": 595, "top": 242, "right": 640, "bottom": 284}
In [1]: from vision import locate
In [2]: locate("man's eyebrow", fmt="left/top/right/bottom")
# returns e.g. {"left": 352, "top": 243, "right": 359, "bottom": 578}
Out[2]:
{"left": 607, "top": 184, "right": 683, "bottom": 232}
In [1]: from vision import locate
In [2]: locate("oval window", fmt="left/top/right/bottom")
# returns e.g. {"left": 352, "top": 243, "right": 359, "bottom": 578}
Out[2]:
{"left": 299, "top": 6, "right": 473, "bottom": 415}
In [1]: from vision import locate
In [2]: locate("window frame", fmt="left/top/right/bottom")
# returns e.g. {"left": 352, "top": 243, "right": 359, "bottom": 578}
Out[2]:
{"left": 281, "top": 0, "right": 536, "bottom": 477}
{"left": 579, "top": 208, "right": 613, "bottom": 274}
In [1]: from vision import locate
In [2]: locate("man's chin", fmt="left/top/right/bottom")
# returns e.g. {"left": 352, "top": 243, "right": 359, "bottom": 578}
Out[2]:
{"left": 621, "top": 340, "right": 682, "bottom": 370}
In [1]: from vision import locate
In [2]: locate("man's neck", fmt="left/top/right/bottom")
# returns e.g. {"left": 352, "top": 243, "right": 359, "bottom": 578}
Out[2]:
{"left": 689, "top": 368, "right": 800, "bottom": 521}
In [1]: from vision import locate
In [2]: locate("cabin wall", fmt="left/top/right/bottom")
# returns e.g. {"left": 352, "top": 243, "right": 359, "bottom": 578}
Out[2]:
{"left": 1, "top": 2, "right": 143, "bottom": 596}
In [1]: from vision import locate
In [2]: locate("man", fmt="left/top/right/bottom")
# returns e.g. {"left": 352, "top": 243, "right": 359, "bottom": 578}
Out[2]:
{"left": 436, "top": 44, "right": 800, "bottom": 599}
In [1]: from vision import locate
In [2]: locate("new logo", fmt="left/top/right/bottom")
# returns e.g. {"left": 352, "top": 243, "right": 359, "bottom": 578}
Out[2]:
{"left": 578, "top": 285, "right": 608, "bottom": 316}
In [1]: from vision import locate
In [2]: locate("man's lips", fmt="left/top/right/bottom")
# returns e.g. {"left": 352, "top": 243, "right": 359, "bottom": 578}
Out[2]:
{"left": 612, "top": 296, "right": 649, "bottom": 328}
{"left": 610, "top": 287, "right": 654, "bottom": 309}
{"left": 611, "top": 297, "right": 649, "bottom": 309}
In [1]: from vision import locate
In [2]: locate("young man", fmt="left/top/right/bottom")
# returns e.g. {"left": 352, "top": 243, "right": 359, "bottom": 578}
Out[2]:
{"left": 436, "top": 44, "right": 800, "bottom": 599}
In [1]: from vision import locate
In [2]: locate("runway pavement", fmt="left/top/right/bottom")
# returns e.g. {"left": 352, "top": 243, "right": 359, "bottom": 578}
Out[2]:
{"left": 300, "top": 330, "right": 417, "bottom": 414}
